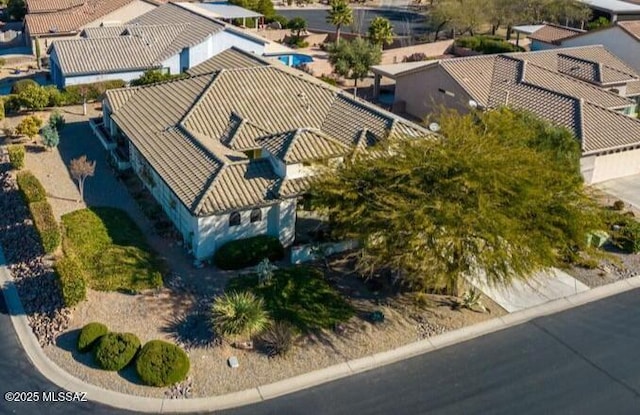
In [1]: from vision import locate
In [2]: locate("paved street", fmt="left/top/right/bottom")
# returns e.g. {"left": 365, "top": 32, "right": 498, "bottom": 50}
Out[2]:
{"left": 3, "top": 288, "right": 640, "bottom": 414}
{"left": 280, "top": 8, "right": 430, "bottom": 36}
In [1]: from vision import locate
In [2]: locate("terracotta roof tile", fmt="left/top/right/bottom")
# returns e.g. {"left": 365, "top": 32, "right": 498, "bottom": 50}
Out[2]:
{"left": 257, "top": 128, "right": 349, "bottom": 163}
{"left": 618, "top": 20, "right": 640, "bottom": 40}
{"left": 25, "top": 0, "right": 136, "bottom": 35}
{"left": 110, "top": 64, "right": 431, "bottom": 216}
{"left": 528, "top": 24, "right": 584, "bottom": 45}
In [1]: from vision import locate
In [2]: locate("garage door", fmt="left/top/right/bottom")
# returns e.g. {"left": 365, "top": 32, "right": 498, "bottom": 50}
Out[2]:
{"left": 581, "top": 149, "right": 640, "bottom": 184}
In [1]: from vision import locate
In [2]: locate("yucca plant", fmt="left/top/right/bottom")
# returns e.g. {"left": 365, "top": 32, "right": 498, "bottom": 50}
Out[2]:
{"left": 210, "top": 292, "right": 270, "bottom": 343}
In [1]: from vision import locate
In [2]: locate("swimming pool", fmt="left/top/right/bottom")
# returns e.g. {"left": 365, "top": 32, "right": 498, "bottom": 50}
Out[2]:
{"left": 277, "top": 54, "right": 314, "bottom": 67}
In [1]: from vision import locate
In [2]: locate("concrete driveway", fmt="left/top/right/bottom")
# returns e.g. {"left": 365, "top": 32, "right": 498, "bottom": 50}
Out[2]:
{"left": 468, "top": 268, "right": 590, "bottom": 313}
{"left": 596, "top": 174, "right": 640, "bottom": 209}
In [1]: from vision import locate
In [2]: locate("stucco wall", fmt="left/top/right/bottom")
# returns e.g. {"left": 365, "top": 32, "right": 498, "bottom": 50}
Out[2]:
{"left": 560, "top": 26, "right": 640, "bottom": 73}
{"left": 394, "top": 65, "right": 474, "bottom": 121}
{"left": 209, "top": 30, "right": 266, "bottom": 58}
{"left": 64, "top": 70, "right": 146, "bottom": 86}
{"left": 161, "top": 54, "right": 180, "bottom": 74}
{"left": 195, "top": 206, "right": 274, "bottom": 260}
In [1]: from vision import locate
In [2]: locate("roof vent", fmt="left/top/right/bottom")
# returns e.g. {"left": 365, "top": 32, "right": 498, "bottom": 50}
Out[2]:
{"left": 49, "top": 26, "right": 58, "bottom": 33}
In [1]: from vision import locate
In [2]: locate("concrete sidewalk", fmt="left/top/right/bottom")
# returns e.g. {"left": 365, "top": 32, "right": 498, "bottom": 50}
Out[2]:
{"left": 2, "top": 246, "right": 640, "bottom": 413}
{"left": 469, "top": 268, "right": 590, "bottom": 313}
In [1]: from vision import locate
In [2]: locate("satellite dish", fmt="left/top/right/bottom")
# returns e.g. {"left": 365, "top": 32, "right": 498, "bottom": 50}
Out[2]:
{"left": 428, "top": 122, "right": 441, "bottom": 132}
{"left": 469, "top": 100, "right": 478, "bottom": 109}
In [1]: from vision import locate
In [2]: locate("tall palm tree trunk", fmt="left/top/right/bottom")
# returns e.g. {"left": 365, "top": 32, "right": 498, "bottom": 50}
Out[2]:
{"left": 336, "top": 24, "right": 342, "bottom": 44}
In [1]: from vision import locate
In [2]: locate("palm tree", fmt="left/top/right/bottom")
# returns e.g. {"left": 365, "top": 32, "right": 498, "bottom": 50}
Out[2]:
{"left": 287, "top": 17, "right": 308, "bottom": 43}
{"left": 326, "top": 0, "right": 353, "bottom": 44}
{"left": 367, "top": 17, "right": 394, "bottom": 49}
{"left": 211, "top": 292, "right": 270, "bottom": 343}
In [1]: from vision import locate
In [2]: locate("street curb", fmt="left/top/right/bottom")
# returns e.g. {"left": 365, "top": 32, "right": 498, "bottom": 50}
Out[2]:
{"left": 2, "top": 248, "right": 639, "bottom": 413}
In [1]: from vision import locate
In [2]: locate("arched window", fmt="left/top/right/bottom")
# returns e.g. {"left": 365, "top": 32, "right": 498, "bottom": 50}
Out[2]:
{"left": 229, "top": 211, "right": 241, "bottom": 227}
{"left": 250, "top": 208, "right": 262, "bottom": 223}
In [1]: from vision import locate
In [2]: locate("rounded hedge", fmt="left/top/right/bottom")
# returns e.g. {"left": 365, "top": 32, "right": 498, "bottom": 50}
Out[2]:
{"left": 135, "top": 340, "right": 190, "bottom": 387}
{"left": 77, "top": 322, "right": 108, "bottom": 353}
{"left": 214, "top": 235, "right": 284, "bottom": 270}
{"left": 94, "top": 332, "right": 141, "bottom": 371}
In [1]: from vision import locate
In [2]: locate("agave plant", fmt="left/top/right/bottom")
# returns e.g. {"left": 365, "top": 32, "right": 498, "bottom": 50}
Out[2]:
{"left": 210, "top": 292, "right": 270, "bottom": 342}
{"left": 460, "top": 288, "right": 487, "bottom": 313}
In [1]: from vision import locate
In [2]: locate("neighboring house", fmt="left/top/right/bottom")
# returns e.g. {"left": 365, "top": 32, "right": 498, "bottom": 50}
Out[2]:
{"left": 48, "top": 2, "right": 305, "bottom": 87}
{"left": 97, "top": 48, "right": 429, "bottom": 260}
{"left": 24, "top": 0, "right": 158, "bottom": 53}
{"left": 520, "top": 24, "right": 585, "bottom": 51}
{"left": 371, "top": 45, "right": 640, "bottom": 184}
{"left": 555, "top": 20, "right": 640, "bottom": 73}
{"left": 578, "top": 0, "right": 640, "bottom": 22}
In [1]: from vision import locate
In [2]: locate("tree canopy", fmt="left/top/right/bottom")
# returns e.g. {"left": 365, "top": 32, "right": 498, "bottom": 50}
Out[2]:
{"left": 287, "top": 17, "right": 308, "bottom": 41}
{"left": 368, "top": 17, "right": 395, "bottom": 48}
{"left": 326, "top": 0, "right": 353, "bottom": 44}
{"left": 311, "top": 108, "right": 601, "bottom": 292}
{"left": 130, "top": 70, "right": 185, "bottom": 86}
{"left": 327, "top": 37, "right": 381, "bottom": 96}
{"left": 430, "top": 0, "right": 592, "bottom": 39}
{"left": 6, "top": 0, "right": 26, "bottom": 21}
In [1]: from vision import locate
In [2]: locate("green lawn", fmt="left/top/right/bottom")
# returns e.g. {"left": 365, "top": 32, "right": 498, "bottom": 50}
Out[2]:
{"left": 227, "top": 266, "right": 353, "bottom": 332}
{"left": 61, "top": 207, "right": 164, "bottom": 292}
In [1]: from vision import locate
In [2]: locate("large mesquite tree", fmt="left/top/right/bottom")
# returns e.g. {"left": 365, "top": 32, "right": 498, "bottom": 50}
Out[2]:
{"left": 311, "top": 109, "right": 601, "bottom": 293}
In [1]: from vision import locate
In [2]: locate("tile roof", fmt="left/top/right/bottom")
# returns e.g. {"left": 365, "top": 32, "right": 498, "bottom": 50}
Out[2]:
{"left": 528, "top": 24, "right": 585, "bottom": 45}
{"left": 428, "top": 47, "right": 640, "bottom": 155}
{"left": 50, "top": 3, "right": 226, "bottom": 75}
{"left": 186, "top": 47, "right": 268, "bottom": 76}
{"left": 26, "top": 0, "right": 86, "bottom": 13}
{"left": 110, "top": 64, "right": 430, "bottom": 216}
{"left": 25, "top": 0, "right": 136, "bottom": 35}
{"left": 257, "top": 128, "right": 350, "bottom": 163}
{"left": 618, "top": 20, "right": 640, "bottom": 40}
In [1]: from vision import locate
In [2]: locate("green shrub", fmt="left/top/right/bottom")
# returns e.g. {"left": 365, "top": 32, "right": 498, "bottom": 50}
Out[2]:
{"left": 214, "top": 235, "right": 284, "bottom": 270}
{"left": 319, "top": 75, "right": 338, "bottom": 86}
{"left": 266, "top": 14, "right": 288, "bottom": 27}
{"left": 211, "top": 291, "right": 270, "bottom": 339}
{"left": 3, "top": 95, "right": 22, "bottom": 114}
{"left": 0, "top": 99, "right": 4, "bottom": 121}
{"left": 618, "top": 221, "right": 640, "bottom": 253}
{"left": 16, "top": 170, "right": 46, "bottom": 203}
{"left": 77, "top": 322, "right": 108, "bottom": 352}
{"left": 62, "top": 80, "right": 126, "bottom": 104}
{"left": 49, "top": 109, "right": 66, "bottom": 131}
{"left": 612, "top": 200, "right": 625, "bottom": 211}
{"left": 40, "top": 124, "right": 59, "bottom": 149}
{"left": 29, "top": 201, "right": 60, "bottom": 254}
{"left": 55, "top": 255, "right": 87, "bottom": 307}
{"left": 135, "top": 340, "right": 190, "bottom": 387}
{"left": 7, "top": 144, "right": 25, "bottom": 170}
{"left": 94, "top": 332, "right": 141, "bottom": 371}
{"left": 45, "top": 86, "right": 65, "bottom": 108}
{"left": 11, "top": 79, "right": 38, "bottom": 94}
{"left": 455, "top": 35, "right": 521, "bottom": 54}
{"left": 259, "top": 321, "right": 297, "bottom": 357}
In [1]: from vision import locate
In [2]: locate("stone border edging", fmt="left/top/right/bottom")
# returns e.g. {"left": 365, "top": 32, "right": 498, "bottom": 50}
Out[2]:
{"left": 2, "top": 248, "right": 640, "bottom": 413}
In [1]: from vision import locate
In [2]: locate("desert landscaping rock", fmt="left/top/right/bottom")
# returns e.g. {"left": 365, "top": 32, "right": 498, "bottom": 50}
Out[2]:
{"left": 0, "top": 165, "right": 70, "bottom": 346}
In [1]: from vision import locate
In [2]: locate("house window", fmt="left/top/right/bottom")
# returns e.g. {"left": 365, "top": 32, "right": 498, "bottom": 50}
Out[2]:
{"left": 229, "top": 211, "right": 241, "bottom": 227}
{"left": 244, "top": 149, "right": 261, "bottom": 159}
{"left": 438, "top": 88, "right": 455, "bottom": 97}
{"left": 250, "top": 208, "right": 262, "bottom": 223}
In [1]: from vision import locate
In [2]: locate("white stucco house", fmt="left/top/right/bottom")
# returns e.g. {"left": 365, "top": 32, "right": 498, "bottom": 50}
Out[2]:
{"left": 371, "top": 45, "right": 640, "bottom": 185}
{"left": 95, "top": 49, "right": 429, "bottom": 260}
{"left": 554, "top": 20, "right": 640, "bottom": 73}
{"left": 48, "top": 2, "right": 307, "bottom": 88}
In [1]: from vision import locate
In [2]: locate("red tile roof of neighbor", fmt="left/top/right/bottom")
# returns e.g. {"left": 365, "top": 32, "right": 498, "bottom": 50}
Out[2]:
{"left": 25, "top": 0, "right": 137, "bottom": 35}
{"left": 618, "top": 20, "right": 640, "bottom": 40}
{"left": 528, "top": 24, "right": 585, "bottom": 45}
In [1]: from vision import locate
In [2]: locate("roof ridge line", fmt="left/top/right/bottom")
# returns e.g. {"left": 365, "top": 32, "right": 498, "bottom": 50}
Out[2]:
{"left": 179, "top": 70, "right": 224, "bottom": 127}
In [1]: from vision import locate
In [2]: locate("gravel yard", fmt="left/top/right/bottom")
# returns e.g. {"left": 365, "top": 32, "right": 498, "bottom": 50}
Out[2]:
{"left": 44, "top": 272, "right": 505, "bottom": 398}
